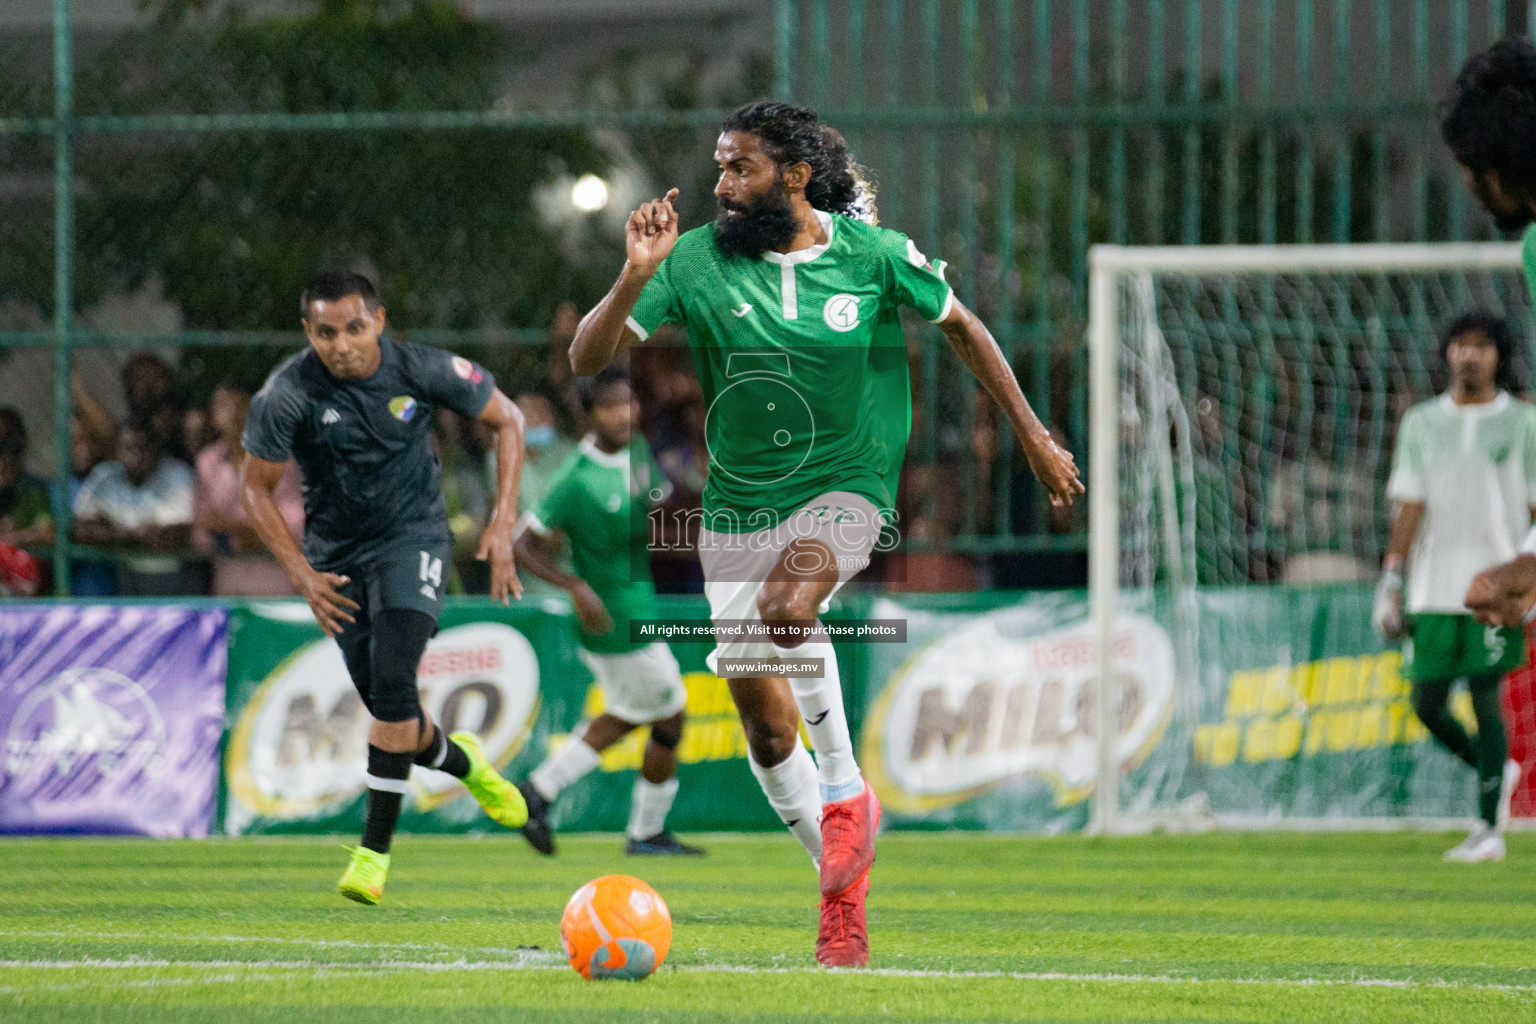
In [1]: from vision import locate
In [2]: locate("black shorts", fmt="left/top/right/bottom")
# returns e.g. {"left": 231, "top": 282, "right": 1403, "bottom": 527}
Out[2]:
{"left": 332, "top": 539, "right": 451, "bottom": 721}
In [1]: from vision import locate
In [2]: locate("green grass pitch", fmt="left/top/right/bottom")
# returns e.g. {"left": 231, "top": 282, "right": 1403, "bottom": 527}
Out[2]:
{"left": 0, "top": 831, "right": 1532, "bottom": 1023}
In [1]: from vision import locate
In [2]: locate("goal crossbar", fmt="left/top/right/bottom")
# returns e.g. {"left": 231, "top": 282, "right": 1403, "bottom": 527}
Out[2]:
{"left": 1090, "top": 242, "right": 1522, "bottom": 276}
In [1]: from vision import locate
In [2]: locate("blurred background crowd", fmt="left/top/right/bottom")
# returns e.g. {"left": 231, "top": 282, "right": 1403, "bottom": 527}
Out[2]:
{"left": 0, "top": 302, "right": 1083, "bottom": 600}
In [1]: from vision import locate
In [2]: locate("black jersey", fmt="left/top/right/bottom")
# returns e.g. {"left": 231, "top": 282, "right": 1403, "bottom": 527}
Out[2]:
{"left": 243, "top": 337, "right": 496, "bottom": 572}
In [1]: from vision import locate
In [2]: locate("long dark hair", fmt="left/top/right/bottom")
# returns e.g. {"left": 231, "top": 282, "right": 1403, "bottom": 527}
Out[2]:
{"left": 1441, "top": 37, "right": 1536, "bottom": 209}
{"left": 720, "top": 100, "right": 878, "bottom": 223}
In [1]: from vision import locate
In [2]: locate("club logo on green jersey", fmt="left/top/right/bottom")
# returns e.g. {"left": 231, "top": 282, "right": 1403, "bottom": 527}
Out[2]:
{"left": 388, "top": 395, "right": 418, "bottom": 422}
{"left": 822, "top": 293, "right": 861, "bottom": 332}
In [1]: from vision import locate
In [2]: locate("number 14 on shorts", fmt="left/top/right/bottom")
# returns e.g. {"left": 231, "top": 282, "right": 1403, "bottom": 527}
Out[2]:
{"left": 419, "top": 551, "right": 443, "bottom": 600}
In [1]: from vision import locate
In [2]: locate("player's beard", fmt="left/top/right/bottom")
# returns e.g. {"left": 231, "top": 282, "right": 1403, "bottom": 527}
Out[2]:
{"left": 713, "top": 181, "right": 800, "bottom": 258}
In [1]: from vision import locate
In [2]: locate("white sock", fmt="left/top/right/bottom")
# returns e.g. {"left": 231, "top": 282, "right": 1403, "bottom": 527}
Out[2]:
{"left": 528, "top": 732, "right": 602, "bottom": 801}
{"left": 748, "top": 740, "right": 823, "bottom": 866}
{"left": 627, "top": 777, "right": 679, "bottom": 840}
{"left": 776, "top": 636, "right": 862, "bottom": 801}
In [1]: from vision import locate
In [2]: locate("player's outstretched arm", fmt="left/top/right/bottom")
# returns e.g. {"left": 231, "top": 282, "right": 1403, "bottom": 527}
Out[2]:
{"left": 570, "top": 187, "right": 680, "bottom": 376}
{"left": 513, "top": 527, "right": 614, "bottom": 636}
{"left": 937, "top": 299, "right": 1085, "bottom": 507}
{"left": 475, "top": 388, "right": 526, "bottom": 605}
{"left": 1467, "top": 552, "right": 1536, "bottom": 628}
{"left": 241, "top": 453, "right": 357, "bottom": 637}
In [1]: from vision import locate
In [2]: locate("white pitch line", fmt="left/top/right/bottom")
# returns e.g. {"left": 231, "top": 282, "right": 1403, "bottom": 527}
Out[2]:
{"left": 0, "top": 958, "right": 1532, "bottom": 993}
{"left": 4, "top": 929, "right": 538, "bottom": 959}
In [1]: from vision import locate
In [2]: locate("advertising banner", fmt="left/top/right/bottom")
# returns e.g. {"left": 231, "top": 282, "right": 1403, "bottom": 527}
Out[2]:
{"left": 222, "top": 596, "right": 789, "bottom": 835}
{"left": 860, "top": 587, "right": 1523, "bottom": 830}
{"left": 223, "top": 600, "right": 581, "bottom": 834}
{"left": 0, "top": 605, "right": 226, "bottom": 837}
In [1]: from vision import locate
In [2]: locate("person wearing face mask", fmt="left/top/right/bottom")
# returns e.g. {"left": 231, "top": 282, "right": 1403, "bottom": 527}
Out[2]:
{"left": 501, "top": 388, "right": 576, "bottom": 602}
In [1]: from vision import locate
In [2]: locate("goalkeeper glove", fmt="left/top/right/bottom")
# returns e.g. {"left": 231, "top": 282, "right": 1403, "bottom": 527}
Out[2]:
{"left": 1373, "top": 561, "right": 1405, "bottom": 639}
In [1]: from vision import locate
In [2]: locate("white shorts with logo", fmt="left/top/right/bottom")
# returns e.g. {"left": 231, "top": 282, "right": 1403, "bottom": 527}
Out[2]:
{"left": 699, "top": 490, "right": 884, "bottom": 673}
{"left": 580, "top": 641, "right": 687, "bottom": 724}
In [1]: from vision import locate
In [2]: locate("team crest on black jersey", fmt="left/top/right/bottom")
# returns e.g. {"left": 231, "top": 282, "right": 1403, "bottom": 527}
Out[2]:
{"left": 388, "top": 396, "right": 417, "bottom": 422}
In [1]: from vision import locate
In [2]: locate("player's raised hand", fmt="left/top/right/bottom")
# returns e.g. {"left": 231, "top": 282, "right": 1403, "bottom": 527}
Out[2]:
{"left": 625, "top": 188, "right": 681, "bottom": 275}
{"left": 297, "top": 568, "right": 359, "bottom": 638}
{"left": 477, "top": 524, "right": 522, "bottom": 606}
{"left": 569, "top": 581, "right": 615, "bottom": 637}
{"left": 1025, "top": 435, "right": 1086, "bottom": 507}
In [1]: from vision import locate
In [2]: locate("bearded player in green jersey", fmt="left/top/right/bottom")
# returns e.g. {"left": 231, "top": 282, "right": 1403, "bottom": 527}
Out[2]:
{"left": 570, "top": 101, "right": 1083, "bottom": 967}
{"left": 1446, "top": 43, "right": 1536, "bottom": 638}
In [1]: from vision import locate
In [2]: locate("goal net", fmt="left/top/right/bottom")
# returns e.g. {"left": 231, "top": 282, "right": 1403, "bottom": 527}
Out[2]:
{"left": 1088, "top": 244, "right": 1536, "bottom": 833}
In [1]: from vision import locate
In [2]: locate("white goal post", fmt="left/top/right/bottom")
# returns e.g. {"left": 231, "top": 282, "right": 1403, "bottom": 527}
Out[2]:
{"left": 1088, "top": 242, "right": 1527, "bottom": 835}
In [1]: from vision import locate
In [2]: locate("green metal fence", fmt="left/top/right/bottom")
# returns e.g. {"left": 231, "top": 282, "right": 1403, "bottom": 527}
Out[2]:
{"left": 0, "top": 0, "right": 1526, "bottom": 592}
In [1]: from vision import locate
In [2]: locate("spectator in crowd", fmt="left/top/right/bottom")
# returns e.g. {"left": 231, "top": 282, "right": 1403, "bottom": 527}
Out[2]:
{"left": 1264, "top": 413, "right": 1376, "bottom": 584}
{"left": 192, "top": 381, "right": 303, "bottom": 596}
{"left": 72, "top": 353, "right": 191, "bottom": 467}
{"left": 434, "top": 408, "right": 491, "bottom": 593}
{"left": 66, "top": 411, "right": 117, "bottom": 596}
{"left": 505, "top": 389, "right": 576, "bottom": 601}
{"left": 885, "top": 379, "right": 979, "bottom": 592}
{"left": 543, "top": 301, "right": 585, "bottom": 424}
{"left": 645, "top": 368, "right": 708, "bottom": 501}
{"left": 0, "top": 408, "right": 53, "bottom": 547}
{"left": 0, "top": 408, "right": 51, "bottom": 596}
{"left": 510, "top": 388, "right": 577, "bottom": 515}
{"left": 74, "top": 418, "right": 199, "bottom": 596}
{"left": 122, "top": 352, "right": 189, "bottom": 462}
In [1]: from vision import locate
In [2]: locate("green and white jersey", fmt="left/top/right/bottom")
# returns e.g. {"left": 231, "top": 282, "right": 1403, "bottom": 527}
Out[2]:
{"left": 524, "top": 434, "right": 671, "bottom": 655}
{"left": 1387, "top": 392, "right": 1536, "bottom": 613}
{"left": 626, "top": 210, "right": 953, "bottom": 531}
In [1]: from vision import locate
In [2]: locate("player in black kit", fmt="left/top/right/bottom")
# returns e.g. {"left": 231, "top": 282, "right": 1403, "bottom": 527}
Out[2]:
{"left": 242, "top": 270, "right": 529, "bottom": 904}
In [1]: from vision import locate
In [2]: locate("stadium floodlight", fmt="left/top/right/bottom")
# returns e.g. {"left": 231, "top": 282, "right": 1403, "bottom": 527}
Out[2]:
{"left": 1088, "top": 242, "right": 1527, "bottom": 835}
{"left": 570, "top": 174, "right": 610, "bottom": 213}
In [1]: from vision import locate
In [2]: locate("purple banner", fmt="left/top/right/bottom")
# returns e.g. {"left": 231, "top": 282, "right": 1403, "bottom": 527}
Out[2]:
{"left": 0, "top": 605, "right": 227, "bottom": 837}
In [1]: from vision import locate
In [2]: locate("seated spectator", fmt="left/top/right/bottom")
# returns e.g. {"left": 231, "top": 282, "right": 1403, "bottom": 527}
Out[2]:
{"left": 121, "top": 351, "right": 189, "bottom": 462}
{"left": 193, "top": 381, "right": 303, "bottom": 596}
{"left": 74, "top": 419, "right": 200, "bottom": 596}
{"left": 0, "top": 409, "right": 50, "bottom": 596}
{"left": 66, "top": 412, "right": 117, "bottom": 596}
{"left": 0, "top": 408, "right": 53, "bottom": 547}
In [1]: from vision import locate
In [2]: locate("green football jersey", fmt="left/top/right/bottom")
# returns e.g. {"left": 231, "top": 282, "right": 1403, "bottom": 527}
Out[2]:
{"left": 527, "top": 434, "right": 670, "bottom": 654}
{"left": 626, "top": 210, "right": 953, "bottom": 531}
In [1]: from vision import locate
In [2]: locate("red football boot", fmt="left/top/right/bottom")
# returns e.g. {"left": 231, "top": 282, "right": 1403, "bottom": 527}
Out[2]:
{"left": 819, "top": 781, "right": 881, "bottom": 897}
{"left": 815, "top": 874, "right": 870, "bottom": 968}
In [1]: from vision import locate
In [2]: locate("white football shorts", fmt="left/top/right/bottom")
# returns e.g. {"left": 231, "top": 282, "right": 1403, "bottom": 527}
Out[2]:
{"left": 698, "top": 490, "right": 884, "bottom": 673}
{"left": 580, "top": 641, "right": 687, "bottom": 724}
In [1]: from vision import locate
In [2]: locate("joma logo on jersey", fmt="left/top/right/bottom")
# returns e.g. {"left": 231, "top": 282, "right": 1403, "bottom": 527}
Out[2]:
{"left": 388, "top": 396, "right": 418, "bottom": 422}
{"left": 822, "top": 293, "right": 861, "bottom": 332}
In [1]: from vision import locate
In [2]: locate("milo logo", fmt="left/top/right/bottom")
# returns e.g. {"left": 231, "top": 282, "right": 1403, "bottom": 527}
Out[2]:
{"left": 225, "top": 622, "right": 540, "bottom": 832}
{"left": 863, "top": 604, "right": 1174, "bottom": 812}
